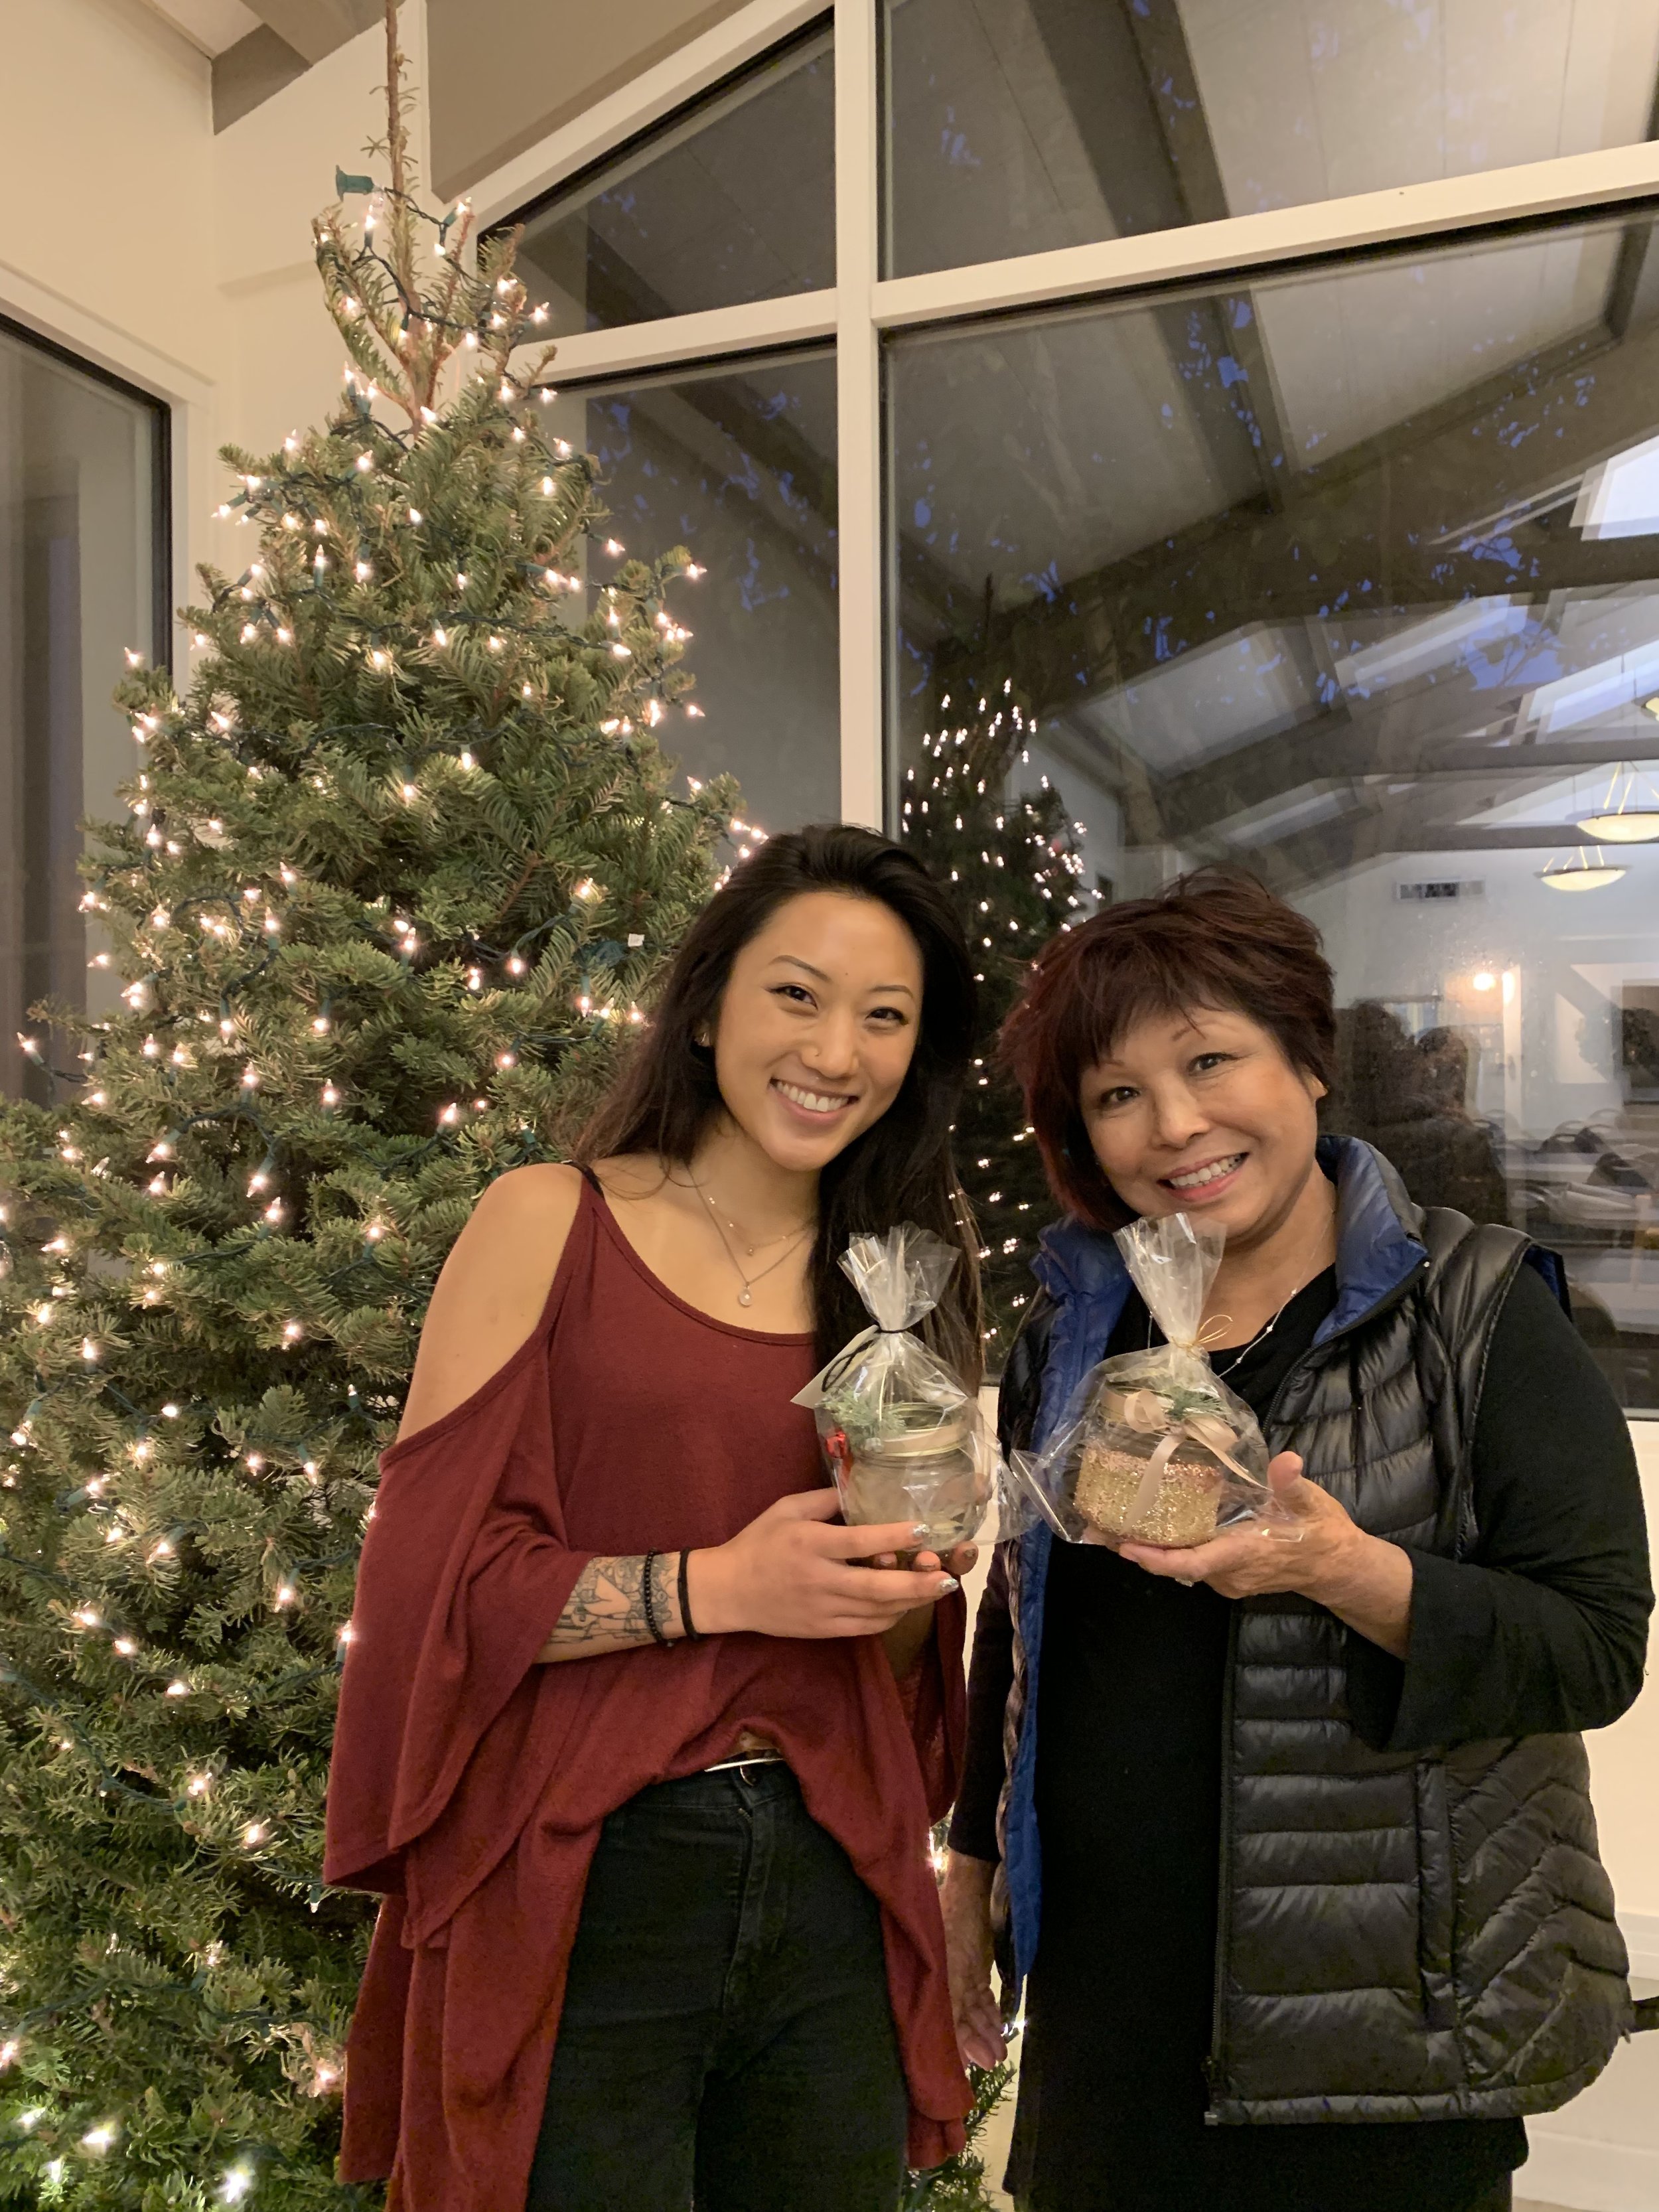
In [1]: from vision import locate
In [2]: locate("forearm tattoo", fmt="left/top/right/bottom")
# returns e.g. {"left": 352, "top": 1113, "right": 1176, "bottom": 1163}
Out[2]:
{"left": 541, "top": 1552, "right": 684, "bottom": 1655}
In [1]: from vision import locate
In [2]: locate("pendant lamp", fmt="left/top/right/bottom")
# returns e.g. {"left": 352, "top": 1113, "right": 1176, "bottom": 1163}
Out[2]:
{"left": 1540, "top": 846, "right": 1627, "bottom": 891}
{"left": 1575, "top": 761, "right": 1659, "bottom": 844}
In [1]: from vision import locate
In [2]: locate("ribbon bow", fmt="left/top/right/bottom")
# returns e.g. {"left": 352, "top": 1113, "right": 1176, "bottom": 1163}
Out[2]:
{"left": 1106, "top": 1386, "right": 1263, "bottom": 1528}
{"left": 1169, "top": 1314, "right": 1238, "bottom": 1356}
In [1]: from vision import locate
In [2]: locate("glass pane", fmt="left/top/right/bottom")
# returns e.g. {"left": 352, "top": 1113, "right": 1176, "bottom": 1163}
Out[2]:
{"left": 891, "top": 210, "right": 1659, "bottom": 1409}
{"left": 883, "top": 0, "right": 1659, "bottom": 277}
{"left": 511, "top": 25, "right": 834, "bottom": 336}
{"left": 548, "top": 351, "right": 838, "bottom": 832}
{"left": 0, "top": 324, "right": 163, "bottom": 1104}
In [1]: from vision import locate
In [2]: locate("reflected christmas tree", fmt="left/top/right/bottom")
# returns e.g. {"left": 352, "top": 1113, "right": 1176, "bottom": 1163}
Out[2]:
{"left": 900, "top": 675, "right": 1090, "bottom": 1364}
{"left": 0, "top": 13, "right": 733, "bottom": 2203}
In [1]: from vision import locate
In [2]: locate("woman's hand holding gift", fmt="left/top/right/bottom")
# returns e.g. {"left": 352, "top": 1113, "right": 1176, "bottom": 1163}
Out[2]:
{"left": 689, "top": 1489, "right": 962, "bottom": 1641}
{"left": 1119, "top": 1452, "right": 1415, "bottom": 1658}
{"left": 940, "top": 1852, "right": 1007, "bottom": 2072}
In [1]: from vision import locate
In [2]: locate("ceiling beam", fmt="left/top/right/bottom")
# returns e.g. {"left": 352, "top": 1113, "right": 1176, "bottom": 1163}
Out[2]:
{"left": 1388, "top": 824, "right": 1650, "bottom": 849}
{"left": 242, "top": 0, "right": 380, "bottom": 64}
{"left": 1145, "top": 707, "right": 1659, "bottom": 844}
{"left": 1023, "top": 0, "right": 1292, "bottom": 515}
{"left": 950, "top": 301, "right": 1659, "bottom": 725}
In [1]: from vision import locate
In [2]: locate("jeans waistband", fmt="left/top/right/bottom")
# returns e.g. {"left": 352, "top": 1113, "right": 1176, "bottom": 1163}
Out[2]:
{"left": 702, "top": 1748, "right": 788, "bottom": 1776}
{"left": 630, "top": 1759, "right": 799, "bottom": 1810}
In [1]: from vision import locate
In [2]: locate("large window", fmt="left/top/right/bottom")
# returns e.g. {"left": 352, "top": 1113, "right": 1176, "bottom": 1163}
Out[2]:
{"left": 890, "top": 210, "right": 1659, "bottom": 1409}
{"left": 0, "top": 319, "right": 167, "bottom": 1106}
{"left": 491, "top": 0, "right": 1659, "bottom": 1408}
{"left": 552, "top": 352, "right": 839, "bottom": 830}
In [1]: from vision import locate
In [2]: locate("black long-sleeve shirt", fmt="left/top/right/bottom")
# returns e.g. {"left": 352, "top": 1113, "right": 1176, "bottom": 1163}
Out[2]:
{"left": 950, "top": 1259, "right": 1652, "bottom": 2212}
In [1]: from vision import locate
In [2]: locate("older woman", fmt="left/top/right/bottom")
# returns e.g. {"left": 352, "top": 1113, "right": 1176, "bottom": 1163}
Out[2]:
{"left": 944, "top": 871, "right": 1652, "bottom": 2212}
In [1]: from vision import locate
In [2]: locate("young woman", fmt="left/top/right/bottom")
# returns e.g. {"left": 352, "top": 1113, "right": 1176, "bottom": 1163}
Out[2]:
{"left": 944, "top": 870, "right": 1652, "bottom": 2212}
{"left": 325, "top": 826, "right": 981, "bottom": 2212}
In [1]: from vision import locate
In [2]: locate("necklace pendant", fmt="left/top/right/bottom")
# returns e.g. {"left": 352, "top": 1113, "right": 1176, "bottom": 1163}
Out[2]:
{"left": 737, "top": 1288, "right": 753, "bottom": 1308}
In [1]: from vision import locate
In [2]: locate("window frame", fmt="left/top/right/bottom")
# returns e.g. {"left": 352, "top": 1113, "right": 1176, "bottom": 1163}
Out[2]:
{"left": 0, "top": 259, "right": 210, "bottom": 692}
{"left": 0, "top": 306, "right": 177, "bottom": 1108}
{"left": 469, "top": 0, "right": 1659, "bottom": 838}
{"left": 0, "top": 308, "right": 174, "bottom": 675}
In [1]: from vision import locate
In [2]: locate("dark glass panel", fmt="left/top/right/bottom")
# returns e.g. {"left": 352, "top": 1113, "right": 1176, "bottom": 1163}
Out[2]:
{"left": 0, "top": 323, "right": 165, "bottom": 1103}
{"left": 514, "top": 27, "right": 833, "bottom": 336}
{"left": 552, "top": 350, "right": 839, "bottom": 832}
{"left": 884, "top": 0, "right": 1659, "bottom": 277}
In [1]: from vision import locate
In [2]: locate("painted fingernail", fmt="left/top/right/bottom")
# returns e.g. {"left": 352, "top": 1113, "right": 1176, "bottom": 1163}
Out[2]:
{"left": 912, "top": 1524, "right": 931, "bottom": 1539}
{"left": 937, "top": 1575, "right": 960, "bottom": 1594}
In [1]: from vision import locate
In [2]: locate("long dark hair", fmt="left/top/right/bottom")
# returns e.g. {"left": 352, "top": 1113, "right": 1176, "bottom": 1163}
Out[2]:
{"left": 577, "top": 824, "right": 983, "bottom": 1380}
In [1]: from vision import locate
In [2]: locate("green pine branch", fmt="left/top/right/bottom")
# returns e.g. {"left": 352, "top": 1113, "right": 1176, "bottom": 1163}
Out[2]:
{"left": 0, "top": 11, "right": 737, "bottom": 2201}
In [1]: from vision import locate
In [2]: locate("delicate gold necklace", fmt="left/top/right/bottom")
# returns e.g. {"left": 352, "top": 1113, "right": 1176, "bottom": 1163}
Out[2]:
{"left": 684, "top": 1173, "right": 814, "bottom": 1256}
{"left": 687, "top": 1176, "right": 814, "bottom": 1309}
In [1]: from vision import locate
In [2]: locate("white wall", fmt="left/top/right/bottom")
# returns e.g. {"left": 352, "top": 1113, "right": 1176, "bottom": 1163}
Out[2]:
{"left": 1298, "top": 846, "right": 1659, "bottom": 1151}
{"left": 214, "top": 0, "right": 432, "bottom": 463}
{"left": 4, "top": 0, "right": 224, "bottom": 382}
{"left": 1, "top": 0, "right": 431, "bottom": 670}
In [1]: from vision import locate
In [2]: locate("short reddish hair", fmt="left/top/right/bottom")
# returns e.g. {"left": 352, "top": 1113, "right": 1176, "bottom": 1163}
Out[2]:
{"left": 1001, "top": 870, "right": 1335, "bottom": 1230}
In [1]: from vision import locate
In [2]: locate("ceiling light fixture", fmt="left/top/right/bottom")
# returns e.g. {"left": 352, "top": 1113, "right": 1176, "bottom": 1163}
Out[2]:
{"left": 1540, "top": 846, "right": 1627, "bottom": 893}
{"left": 1575, "top": 760, "right": 1659, "bottom": 843}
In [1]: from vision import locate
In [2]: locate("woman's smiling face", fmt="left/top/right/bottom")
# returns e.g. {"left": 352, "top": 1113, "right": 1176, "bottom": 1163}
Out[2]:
{"left": 1079, "top": 1004, "right": 1327, "bottom": 1248}
{"left": 710, "top": 890, "right": 924, "bottom": 1173}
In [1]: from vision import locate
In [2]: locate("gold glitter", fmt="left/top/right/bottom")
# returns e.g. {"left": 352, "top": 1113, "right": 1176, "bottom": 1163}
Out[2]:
{"left": 1074, "top": 1443, "right": 1221, "bottom": 1546}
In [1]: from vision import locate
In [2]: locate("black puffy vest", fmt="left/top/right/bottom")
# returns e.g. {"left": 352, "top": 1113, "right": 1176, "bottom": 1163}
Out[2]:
{"left": 1001, "top": 1166, "right": 1630, "bottom": 2122}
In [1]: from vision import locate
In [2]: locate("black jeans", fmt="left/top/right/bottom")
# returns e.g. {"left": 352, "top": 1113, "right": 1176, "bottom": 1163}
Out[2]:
{"left": 526, "top": 1761, "right": 909, "bottom": 2212}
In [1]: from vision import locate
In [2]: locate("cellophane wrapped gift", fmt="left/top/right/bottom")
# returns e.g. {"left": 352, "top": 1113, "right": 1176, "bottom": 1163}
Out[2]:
{"left": 794, "top": 1224, "right": 995, "bottom": 1559}
{"left": 1003, "top": 1213, "right": 1286, "bottom": 1550}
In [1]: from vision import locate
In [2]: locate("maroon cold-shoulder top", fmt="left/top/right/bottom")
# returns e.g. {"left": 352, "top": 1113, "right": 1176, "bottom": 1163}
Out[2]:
{"left": 324, "top": 1175, "right": 970, "bottom": 2211}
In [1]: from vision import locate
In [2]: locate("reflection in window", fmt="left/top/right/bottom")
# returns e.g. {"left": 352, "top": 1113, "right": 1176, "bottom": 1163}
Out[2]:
{"left": 890, "top": 210, "right": 1659, "bottom": 1409}
{"left": 0, "top": 322, "right": 165, "bottom": 1104}
{"left": 551, "top": 352, "right": 838, "bottom": 834}
{"left": 883, "top": 0, "right": 1659, "bottom": 277}
{"left": 510, "top": 24, "right": 833, "bottom": 336}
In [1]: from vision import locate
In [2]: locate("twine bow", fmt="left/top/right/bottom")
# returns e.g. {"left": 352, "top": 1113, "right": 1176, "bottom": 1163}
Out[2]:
{"left": 1171, "top": 1314, "right": 1237, "bottom": 1357}
{"left": 1106, "top": 1384, "right": 1264, "bottom": 1529}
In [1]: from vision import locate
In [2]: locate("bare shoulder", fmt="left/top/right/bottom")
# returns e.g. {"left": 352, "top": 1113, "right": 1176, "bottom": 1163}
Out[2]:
{"left": 397, "top": 1163, "right": 586, "bottom": 1441}
{"left": 470, "top": 1159, "right": 587, "bottom": 1242}
{"left": 589, "top": 1152, "right": 672, "bottom": 1203}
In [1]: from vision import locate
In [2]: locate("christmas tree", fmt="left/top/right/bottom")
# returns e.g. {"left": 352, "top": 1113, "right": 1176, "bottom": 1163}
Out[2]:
{"left": 903, "top": 2053, "right": 1019, "bottom": 2212}
{"left": 899, "top": 676, "right": 1090, "bottom": 1361}
{"left": 0, "top": 13, "right": 732, "bottom": 2203}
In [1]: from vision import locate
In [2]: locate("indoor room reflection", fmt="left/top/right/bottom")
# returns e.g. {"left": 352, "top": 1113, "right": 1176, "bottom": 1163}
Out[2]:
{"left": 890, "top": 207, "right": 1659, "bottom": 1411}
{"left": 547, "top": 351, "right": 839, "bottom": 834}
{"left": 0, "top": 325, "right": 163, "bottom": 1109}
{"left": 883, "top": 0, "right": 1659, "bottom": 277}
{"left": 511, "top": 21, "right": 833, "bottom": 336}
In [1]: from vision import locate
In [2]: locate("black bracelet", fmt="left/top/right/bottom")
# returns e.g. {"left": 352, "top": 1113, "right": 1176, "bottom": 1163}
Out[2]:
{"left": 641, "top": 1550, "right": 670, "bottom": 1646}
{"left": 678, "top": 1548, "right": 705, "bottom": 1641}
